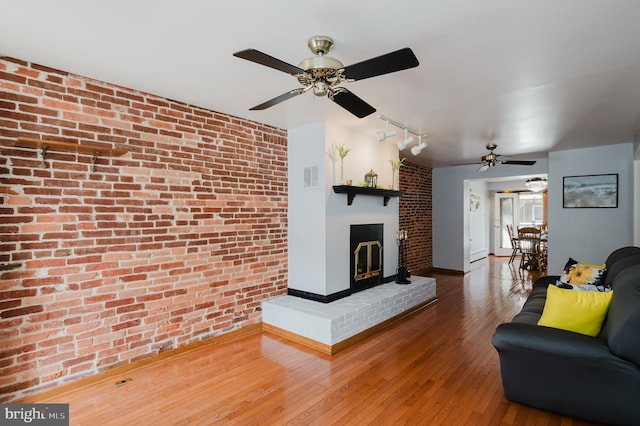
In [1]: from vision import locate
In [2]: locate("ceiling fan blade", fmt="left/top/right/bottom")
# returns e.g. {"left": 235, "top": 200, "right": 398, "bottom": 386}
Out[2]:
{"left": 477, "top": 164, "right": 490, "bottom": 172}
{"left": 328, "top": 88, "right": 376, "bottom": 118}
{"left": 233, "top": 49, "right": 304, "bottom": 75}
{"left": 342, "top": 48, "right": 419, "bottom": 81}
{"left": 502, "top": 160, "right": 537, "bottom": 166}
{"left": 249, "top": 88, "right": 306, "bottom": 111}
{"left": 451, "top": 161, "right": 481, "bottom": 166}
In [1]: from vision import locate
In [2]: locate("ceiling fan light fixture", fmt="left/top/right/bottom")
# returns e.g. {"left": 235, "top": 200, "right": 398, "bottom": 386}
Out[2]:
{"left": 312, "top": 80, "right": 328, "bottom": 96}
{"left": 234, "top": 38, "right": 419, "bottom": 118}
{"left": 525, "top": 177, "right": 548, "bottom": 192}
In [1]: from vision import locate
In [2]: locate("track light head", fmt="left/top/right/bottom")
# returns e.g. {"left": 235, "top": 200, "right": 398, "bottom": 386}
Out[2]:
{"left": 411, "top": 141, "right": 427, "bottom": 155}
{"left": 378, "top": 115, "right": 427, "bottom": 151}
{"left": 376, "top": 129, "right": 396, "bottom": 142}
{"left": 396, "top": 136, "right": 414, "bottom": 150}
{"left": 396, "top": 130, "right": 414, "bottom": 150}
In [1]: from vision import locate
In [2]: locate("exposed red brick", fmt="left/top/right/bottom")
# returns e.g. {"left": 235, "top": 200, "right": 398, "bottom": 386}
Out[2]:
{"left": 0, "top": 55, "right": 288, "bottom": 402}
{"left": 399, "top": 162, "right": 433, "bottom": 275}
{"left": 0, "top": 71, "right": 26, "bottom": 84}
{"left": 111, "top": 319, "right": 141, "bottom": 331}
{"left": 0, "top": 379, "right": 39, "bottom": 397}
{"left": 104, "top": 298, "right": 135, "bottom": 309}
{"left": 0, "top": 305, "right": 44, "bottom": 319}
{"left": 62, "top": 354, "right": 95, "bottom": 368}
{"left": 116, "top": 303, "right": 145, "bottom": 314}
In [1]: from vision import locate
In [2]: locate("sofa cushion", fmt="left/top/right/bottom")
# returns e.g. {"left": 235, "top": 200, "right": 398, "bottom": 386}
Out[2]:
{"left": 600, "top": 264, "right": 640, "bottom": 365}
{"left": 511, "top": 284, "right": 549, "bottom": 324}
{"left": 537, "top": 285, "right": 612, "bottom": 336}
{"left": 603, "top": 246, "right": 640, "bottom": 282}
{"left": 603, "top": 254, "right": 640, "bottom": 286}
{"left": 604, "top": 246, "right": 640, "bottom": 268}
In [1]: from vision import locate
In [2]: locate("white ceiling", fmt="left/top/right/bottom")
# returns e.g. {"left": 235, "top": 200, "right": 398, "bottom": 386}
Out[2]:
{"left": 2, "top": 0, "right": 640, "bottom": 167}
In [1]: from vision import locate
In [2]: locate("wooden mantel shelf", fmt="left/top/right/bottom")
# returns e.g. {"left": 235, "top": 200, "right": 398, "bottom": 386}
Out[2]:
{"left": 332, "top": 185, "right": 404, "bottom": 206}
{"left": 14, "top": 137, "right": 128, "bottom": 157}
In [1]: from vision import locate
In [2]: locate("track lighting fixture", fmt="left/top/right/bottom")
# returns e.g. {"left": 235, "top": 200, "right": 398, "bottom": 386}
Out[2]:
{"left": 411, "top": 136, "right": 427, "bottom": 155}
{"left": 396, "top": 130, "right": 414, "bottom": 150}
{"left": 378, "top": 115, "right": 427, "bottom": 152}
{"left": 376, "top": 120, "right": 397, "bottom": 142}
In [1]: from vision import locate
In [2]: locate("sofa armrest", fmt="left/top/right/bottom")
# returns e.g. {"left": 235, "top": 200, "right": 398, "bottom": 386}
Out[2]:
{"left": 492, "top": 322, "right": 610, "bottom": 359}
{"left": 492, "top": 322, "right": 640, "bottom": 425}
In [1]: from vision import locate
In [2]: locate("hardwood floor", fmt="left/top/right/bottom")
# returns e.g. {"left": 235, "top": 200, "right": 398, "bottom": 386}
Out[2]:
{"left": 22, "top": 257, "right": 600, "bottom": 425}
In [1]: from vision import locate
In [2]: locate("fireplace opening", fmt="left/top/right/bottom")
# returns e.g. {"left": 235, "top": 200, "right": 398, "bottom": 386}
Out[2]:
{"left": 350, "top": 224, "right": 383, "bottom": 292}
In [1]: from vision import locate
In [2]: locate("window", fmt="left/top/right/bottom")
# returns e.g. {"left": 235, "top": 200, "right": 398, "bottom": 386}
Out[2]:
{"left": 518, "top": 192, "right": 544, "bottom": 226}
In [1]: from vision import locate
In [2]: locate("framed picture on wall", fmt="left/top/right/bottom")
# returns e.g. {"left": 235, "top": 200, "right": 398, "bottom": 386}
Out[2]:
{"left": 563, "top": 174, "right": 618, "bottom": 208}
{"left": 469, "top": 192, "right": 480, "bottom": 211}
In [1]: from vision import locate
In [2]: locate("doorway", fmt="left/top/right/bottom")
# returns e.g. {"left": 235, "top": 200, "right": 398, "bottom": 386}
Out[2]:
{"left": 494, "top": 191, "right": 546, "bottom": 257}
{"left": 494, "top": 193, "right": 517, "bottom": 257}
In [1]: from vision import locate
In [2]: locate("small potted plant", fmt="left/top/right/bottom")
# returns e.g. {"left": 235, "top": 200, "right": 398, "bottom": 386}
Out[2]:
{"left": 389, "top": 158, "right": 406, "bottom": 190}
{"left": 335, "top": 143, "right": 351, "bottom": 185}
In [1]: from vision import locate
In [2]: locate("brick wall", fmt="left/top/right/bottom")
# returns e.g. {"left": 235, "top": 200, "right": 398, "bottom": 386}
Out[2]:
{"left": 399, "top": 161, "right": 432, "bottom": 275}
{"left": 0, "top": 57, "right": 288, "bottom": 401}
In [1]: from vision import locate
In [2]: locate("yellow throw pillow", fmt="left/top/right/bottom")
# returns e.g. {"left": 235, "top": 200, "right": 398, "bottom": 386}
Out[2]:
{"left": 537, "top": 285, "right": 613, "bottom": 336}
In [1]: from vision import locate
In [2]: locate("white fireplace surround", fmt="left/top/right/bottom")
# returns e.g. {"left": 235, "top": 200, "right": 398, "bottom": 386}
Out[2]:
{"left": 268, "top": 122, "right": 437, "bottom": 352}
{"left": 287, "top": 122, "right": 400, "bottom": 298}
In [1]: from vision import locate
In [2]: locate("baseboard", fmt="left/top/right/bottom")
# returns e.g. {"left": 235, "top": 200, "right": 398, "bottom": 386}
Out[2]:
{"left": 432, "top": 267, "right": 465, "bottom": 275}
{"left": 263, "top": 297, "right": 438, "bottom": 355}
{"left": 18, "top": 323, "right": 262, "bottom": 403}
{"left": 262, "top": 323, "right": 333, "bottom": 354}
{"left": 19, "top": 298, "right": 439, "bottom": 402}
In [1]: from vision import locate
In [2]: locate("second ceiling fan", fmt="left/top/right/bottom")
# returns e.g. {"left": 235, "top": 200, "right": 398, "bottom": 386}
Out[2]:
{"left": 233, "top": 36, "right": 419, "bottom": 118}
{"left": 471, "top": 143, "right": 537, "bottom": 172}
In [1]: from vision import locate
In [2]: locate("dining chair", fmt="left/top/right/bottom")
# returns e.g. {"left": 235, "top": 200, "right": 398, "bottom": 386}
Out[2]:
{"left": 517, "top": 226, "right": 542, "bottom": 270}
{"left": 506, "top": 224, "right": 520, "bottom": 264}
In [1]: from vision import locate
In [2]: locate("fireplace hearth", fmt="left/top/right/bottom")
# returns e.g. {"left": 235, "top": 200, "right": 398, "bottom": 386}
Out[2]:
{"left": 350, "top": 224, "right": 384, "bottom": 292}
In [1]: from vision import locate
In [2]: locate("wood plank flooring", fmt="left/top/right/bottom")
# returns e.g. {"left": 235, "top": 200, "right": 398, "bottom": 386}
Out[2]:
{"left": 21, "top": 257, "right": 601, "bottom": 425}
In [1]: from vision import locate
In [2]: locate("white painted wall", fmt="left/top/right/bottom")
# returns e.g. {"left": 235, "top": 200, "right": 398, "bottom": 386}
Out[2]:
{"left": 433, "top": 160, "right": 549, "bottom": 272}
{"left": 547, "top": 143, "right": 635, "bottom": 272}
{"left": 288, "top": 123, "right": 327, "bottom": 293}
{"left": 433, "top": 142, "right": 637, "bottom": 274}
{"left": 468, "top": 180, "right": 488, "bottom": 262}
{"left": 288, "top": 122, "right": 401, "bottom": 296}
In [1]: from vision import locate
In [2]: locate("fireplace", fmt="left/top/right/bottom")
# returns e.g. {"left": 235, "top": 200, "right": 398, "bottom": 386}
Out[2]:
{"left": 350, "top": 224, "right": 384, "bottom": 292}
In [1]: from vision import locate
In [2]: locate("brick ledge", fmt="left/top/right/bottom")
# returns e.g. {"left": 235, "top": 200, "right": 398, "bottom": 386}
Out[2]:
{"left": 262, "top": 277, "right": 437, "bottom": 353}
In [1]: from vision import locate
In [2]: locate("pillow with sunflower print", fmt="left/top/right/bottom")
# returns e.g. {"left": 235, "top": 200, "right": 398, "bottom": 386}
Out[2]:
{"left": 557, "top": 258, "right": 607, "bottom": 288}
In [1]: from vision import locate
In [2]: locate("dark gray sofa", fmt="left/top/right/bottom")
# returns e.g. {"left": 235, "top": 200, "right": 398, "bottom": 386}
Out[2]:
{"left": 492, "top": 246, "right": 640, "bottom": 425}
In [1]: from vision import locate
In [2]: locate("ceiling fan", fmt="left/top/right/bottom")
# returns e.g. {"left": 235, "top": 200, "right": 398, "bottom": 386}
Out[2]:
{"left": 233, "top": 36, "right": 419, "bottom": 118}
{"left": 469, "top": 143, "right": 537, "bottom": 172}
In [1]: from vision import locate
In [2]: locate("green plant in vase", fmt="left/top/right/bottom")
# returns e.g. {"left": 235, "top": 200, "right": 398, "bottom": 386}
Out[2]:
{"left": 336, "top": 143, "right": 351, "bottom": 185}
{"left": 389, "top": 157, "right": 406, "bottom": 190}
